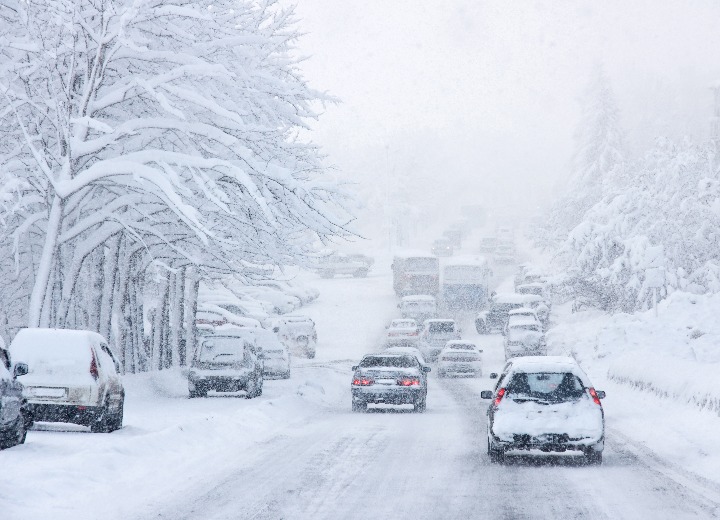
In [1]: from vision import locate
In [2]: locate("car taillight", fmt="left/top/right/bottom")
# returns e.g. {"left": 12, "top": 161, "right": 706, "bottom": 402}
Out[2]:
{"left": 397, "top": 377, "right": 420, "bottom": 386}
{"left": 90, "top": 349, "right": 99, "bottom": 381}
{"left": 353, "top": 377, "right": 374, "bottom": 386}
{"left": 588, "top": 388, "right": 602, "bottom": 406}
{"left": 494, "top": 388, "right": 506, "bottom": 406}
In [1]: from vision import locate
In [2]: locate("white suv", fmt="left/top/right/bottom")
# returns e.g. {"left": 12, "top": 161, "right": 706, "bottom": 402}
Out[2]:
{"left": 11, "top": 328, "right": 124, "bottom": 433}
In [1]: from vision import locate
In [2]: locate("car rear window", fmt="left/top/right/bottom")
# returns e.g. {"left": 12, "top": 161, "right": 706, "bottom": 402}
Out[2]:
{"left": 443, "top": 352, "right": 479, "bottom": 361}
{"left": 506, "top": 372, "right": 585, "bottom": 401}
{"left": 198, "top": 337, "right": 250, "bottom": 364}
{"left": 359, "top": 356, "right": 417, "bottom": 368}
{"left": 428, "top": 321, "right": 455, "bottom": 333}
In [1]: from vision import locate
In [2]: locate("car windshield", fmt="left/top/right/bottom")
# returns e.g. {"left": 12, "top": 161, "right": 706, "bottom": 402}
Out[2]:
{"left": 428, "top": 322, "right": 455, "bottom": 333}
{"left": 392, "top": 320, "right": 415, "bottom": 328}
{"left": 510, "top": 324, "right": 540, "bottom": 332}
{"left": 198, "top": 337, "right": 250, "bottom": 364}
{"left": 449, "top": 344, "right": 474, "bottom": 350}
{"left": 359, "top": 356, "right": 417, "bottom": 368}
{"left": 506, "top": 372, "right": 585, "bottom": 401}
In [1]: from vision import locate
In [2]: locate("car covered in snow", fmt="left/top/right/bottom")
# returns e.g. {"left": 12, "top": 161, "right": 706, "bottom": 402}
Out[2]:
{"left": 504, "top": 307, "right": 542, "bottom": 334}
{"left": 384, "top": 319, "right": 420, "bottom": 346}
{"left": 315, "top": 253, "right": 370, "bottom": 279}
{"left": 256, "top": 280, "right": 319, "bottom": 305}
{"left": 398, "top": 295, "right": 438, "bottom": 323}
{"left": 493, "top": 243, "right": 516, "bottom": 264}
{"left": 418, "top": 319, "right": 462, "bottom": 362}
{"left": 383, "top": 345, "right": 427, "bottom": 367}
{"left": 431, "top": 238, "right": 454, "bottom": 257}
{"left": 437, "top": 344, "right": 483, "bottom": 378}
{"left": 475, "top": 293, "right": 544, "bottom": 334}
{"left": 188, "top": 327, "right": 264, "bottom": 398}
{"left": 11, "top": 328, "right": 124, "bottom": 433}
{"left": 481, "top": 356, "right": 606, "bottom": 464}
{"left": 246, "top": 328, "right": 290, "bottom": 379}
{"left": 479, "top": 236, "right": 498, "bottom": 253}
{"left": 351, "top": 353, "right": 430, "bottom": 412}
{"left": 0, "top": 347, "right": 30, "bottom": 449}
{"left": 272, "top": 315, "right": 317, "bottom": 358}
{"left": 504, "top": 320, "right": 546, "bottom": 359}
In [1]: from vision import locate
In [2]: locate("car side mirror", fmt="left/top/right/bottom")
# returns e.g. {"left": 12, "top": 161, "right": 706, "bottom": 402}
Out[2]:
{"left": 489, "top": 372, "right": 498, "bottom": 379}
{"left": 595, "top": 390, "right": 606, "bottom": 399}
{"left": 480, "top": 390, "right": 493, "bottom": 399}
{"left": 423, "top": 366, "right": 431, "bottom": 373}
{"left": 13, "top": 362, "right": 28, "bottom": 378}
{"left": 352, "top": 365, "right": 359, "bottom": 371}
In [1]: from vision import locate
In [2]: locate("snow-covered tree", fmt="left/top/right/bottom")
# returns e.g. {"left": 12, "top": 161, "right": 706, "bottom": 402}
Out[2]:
{"left": 0, "top": 0, "right": 351, "bottom": 368}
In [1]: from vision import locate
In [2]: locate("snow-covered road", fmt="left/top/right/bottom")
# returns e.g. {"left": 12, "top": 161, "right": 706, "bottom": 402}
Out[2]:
{"left": 4, "top": 261, "right": 720, "bottom": 519}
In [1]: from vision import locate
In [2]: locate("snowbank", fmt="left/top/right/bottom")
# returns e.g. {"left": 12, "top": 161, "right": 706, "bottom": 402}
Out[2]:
{"left": 548, "top": 291, "right": 720, "bottom": 414}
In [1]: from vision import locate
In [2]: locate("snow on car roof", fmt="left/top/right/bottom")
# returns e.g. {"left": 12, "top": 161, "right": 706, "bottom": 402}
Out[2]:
{"left": 445, "top": 340, "right": 476, "bottom": 348}
{"left": 401, "top": 294, "right": 436, "bottom": 302}
{"left": 493, "top": 293, "right": 542, "bottom": 304}
{"left": 506, "top": 356, "right": 590, "bottom": 381}
{"left": 443, "top": 255, "right": 489, "bottom": 267}
{"left": 508, "top": 308, "right": 536, "bottom": 315}
{"left": 11, "top": 327, "right": 106, "bottom": 348}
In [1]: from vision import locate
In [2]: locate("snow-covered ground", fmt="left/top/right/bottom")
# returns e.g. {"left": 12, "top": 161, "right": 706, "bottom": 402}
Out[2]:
{"left": 3, "top": 249, "right": 720, "bottom": 519}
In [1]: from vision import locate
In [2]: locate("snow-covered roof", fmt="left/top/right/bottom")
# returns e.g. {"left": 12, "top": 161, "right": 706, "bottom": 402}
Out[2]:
{"left": 11, "top": 327, "right": 106, "bottom": 348}
{"left": 506, "top": 356, "right": 590, "bottom": 382}
{"left": 508, "top": 308, "right": 536, "bottom": 315}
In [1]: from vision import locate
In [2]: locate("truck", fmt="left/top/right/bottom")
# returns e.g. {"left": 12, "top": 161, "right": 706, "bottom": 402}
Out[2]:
{"left": 392, "top": 253, "right": 440, "bottom": 296}
{"left": 441, "top": 256, "right": 491, "bottom": 310}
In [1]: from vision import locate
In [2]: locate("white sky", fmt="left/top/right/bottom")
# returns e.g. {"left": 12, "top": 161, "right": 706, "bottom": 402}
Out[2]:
{"left": 288, "top": 0, "right": 720, "bottom": 233}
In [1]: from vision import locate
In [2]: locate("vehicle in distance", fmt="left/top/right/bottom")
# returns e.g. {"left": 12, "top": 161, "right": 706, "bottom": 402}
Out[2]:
{"left": 437, "top": 344, "right": 483, "bottom": 378}
{"left": 481, "top": 356, "right": 605, "bottom": 465}
{"left": 399, "top": 295, "right": 438, "bottom": 323}
{"left": 431, "top": 238, "right": 454, "bottom": 257}
{"left": 504, "top": 307, "right": 542, "bottom": 334}
{"left": 479, "top": 236, "right": 498, "bottom": 253}
{"left": 0, "top": 348, "right": 30, "bottom": 449}
{"left": 493, "top": 243, "right": 516, "bottom": 264}
{"left": 392, "top": 253, "right": 440, "bottom": 296}
{"left": 188, "top": 327, "right": 264, "bottom": 398}
{"left": 441, "top": 256, "right": 491, "bottom": 311}
{"left": 475, "top": 293, "right": 544, "bottom": 334}
{"left": 419, "top": 319, "right": 462, "bottom": 362}
{"left": 384, "top": 346, "right": 427, "bottom": 367}
{"left": 443, "top": 228, "right": 463, "bottom": 249}
{"left": 315, "top": 252, "right": 370, "bottom": 279}
{"left": 384, "top": 319, "right": 420, "bottom": 346}
{"left": 504, "top": 320, "right": 546, "bottom": 360}
{"left": 272, "top": 315, "right": 317, "bottom": 358}
{"left": 11, "top": 328, "right": 124, "bottom": 433}
{"left": 351, "top": 354, "right": 430, "bottom": 413}
{"left": 249, "top": 328, "right": 290, "bottom": 379}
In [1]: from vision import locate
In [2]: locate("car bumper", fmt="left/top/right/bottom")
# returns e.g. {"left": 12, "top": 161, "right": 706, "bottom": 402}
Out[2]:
{"left": 491, "top": 429, "right": 604, "bottom": 453}
{"left": 351, "top": 387, "right": 425, "bottom": 405}
{"left": 189, "top": 375, "right": 252, "bottom": 392}
{"left": 27, "top": 403, "right": 103, "bottom": 426}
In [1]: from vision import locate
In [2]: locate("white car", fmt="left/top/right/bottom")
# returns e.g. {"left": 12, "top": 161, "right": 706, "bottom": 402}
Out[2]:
{"left": 11, "top": 328, "right": 124, "bottom": 433}
{"left": 504, "top": 308, "right": 541, "bottom": 334}
{"left": 419, "top": 319, "right": 462, "bottom": 362}
{"left": 272, "top": 315, "right": 317, "bottom": 358}
{"left": 398, "top": 295, "right": 438, "bottom": 323}
{"left": 504, "top": 320, "right": 546, "bottom": 359}
{"left": 315, "top": 253, "right": 370, "bottom": 278}
{"left": 384, "top": 319, "right": 419, "bottom": 345}
{"left": 244, "top": 328, "right": 290, "bottom": 379}
{"left": 482, "top": 356, "right": 606, "bottom": 464}
{"left": 437, "top": 345, "right": 483, "bottom": 378}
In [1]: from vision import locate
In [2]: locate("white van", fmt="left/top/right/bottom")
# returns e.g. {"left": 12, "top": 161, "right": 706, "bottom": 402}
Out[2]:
{"left": 10, "top": 328, "right": 124, "bottom": 433}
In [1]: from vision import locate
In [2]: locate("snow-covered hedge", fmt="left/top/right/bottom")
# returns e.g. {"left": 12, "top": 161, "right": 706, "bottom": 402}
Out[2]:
{"left": 548, "top": 291, "right": 720, "bottom": 414}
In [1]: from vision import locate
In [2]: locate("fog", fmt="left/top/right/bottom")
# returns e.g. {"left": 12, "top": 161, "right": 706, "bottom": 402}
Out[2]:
{"left": 291, "top": 0, "right": 720, "bottom": 241}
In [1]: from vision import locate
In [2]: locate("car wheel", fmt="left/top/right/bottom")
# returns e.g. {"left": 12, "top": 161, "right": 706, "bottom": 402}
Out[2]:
{"left": 306, "top": 350, "right": 315, "bottom": 359}
{"left": 108, "top": 398, "right": 124, "bottom": 432}
{"left": 0, "top": 415, "right": 26, "bottom": 449}
{"left": 584, "top": 449, "right": 603, "bottom": 465}
{"left": 475, "top": 321, "right": 487, "bottom": 334}
{"left": 415, "top": 398, "right": 427, "bottom": 413}
{"left": 282, "top": 370, "right": 291, "bottom": 379}
{"left": 245, "top": 377, "right": 258, "bottom": 399}
{"left": 352, "top": 400, "right": 367, "bottom": 413}
{"left": 90, "top": 402, "right": 111, "bottom": 433}
{"left": 255, "top": 376, "right": 263, "bottom": 397}
{"left": 488, "top": 430, "right": 504, "bottom": 464}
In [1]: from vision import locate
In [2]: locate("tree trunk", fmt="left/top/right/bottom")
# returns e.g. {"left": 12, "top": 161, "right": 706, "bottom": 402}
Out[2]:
{"left": 183, "top": 268, "right": 199, "bottom": 366}
{"left": 87, "top": 247, "right": 104, "bottom": 333}
{"left": 29, "top": 194, "right": 63, "bottom": 327}
{"left": 100, "top": 237, "right": 121, "bottom": 342}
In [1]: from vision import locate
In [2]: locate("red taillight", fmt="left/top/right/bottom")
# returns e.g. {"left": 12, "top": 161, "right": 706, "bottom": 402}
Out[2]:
{"left": 397, "top": 378, "right": 420, "bottom": 386}
{"left": 494, "top": 388, "right": 506, "bottom": 406}
{"left": 588, "top": 388, "right": 602, "bottom": 406}
{"left": 353, "top": 377, "right": 374, "bottom": 386}
{"left": 90, "top": 349, "right": 99, "bottom": 381}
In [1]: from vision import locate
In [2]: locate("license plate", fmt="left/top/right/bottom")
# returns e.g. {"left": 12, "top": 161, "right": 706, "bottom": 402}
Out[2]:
{"left": 375, "top": 379, "right": 395, "bottom": 385}
{"left": 29, "top": 387, "right": 66, "bottom": 398}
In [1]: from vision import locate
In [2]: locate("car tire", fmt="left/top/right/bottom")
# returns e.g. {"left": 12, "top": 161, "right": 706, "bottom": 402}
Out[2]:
{"left": 475, "top": 321, "right": 487, "bottom": 334}
{"left": 415, "top": 398, "right": 427, "bottom": 413}
{"left": 306, "top": 350, "right": 315, "bottom": 359}
{"left": 488, "top": 430, "right": 504, "bottom": 464}
{"left": 0, "top": 415, "right": 27, "bottom": 449}
{"left": 108, "top": 397, "right": 124, "bottom": 432}
{"left": 282, "top": 370, "right": 291, "bottom": 379}
{"left": 584, "top": 449, "right": 603, "bottom": 465}
{"left": 90, "top": 402, "right": 111, "bottom": 433}
{"left": 245, "top": 376, "right": 259, "bottom": 399}
{"left": 352, "top": 401, "right": 367, "bottom": 413}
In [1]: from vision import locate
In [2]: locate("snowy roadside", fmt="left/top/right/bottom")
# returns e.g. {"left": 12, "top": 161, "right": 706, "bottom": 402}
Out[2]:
{"left": 547, "top": 294, "right": 720, "bottom": 486}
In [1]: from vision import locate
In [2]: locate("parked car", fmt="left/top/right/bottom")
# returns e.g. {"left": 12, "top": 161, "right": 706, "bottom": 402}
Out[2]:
{"left": 196, "top": 303, "right": 262, "bottom": 329}
{"left": 481, "top": 356, "right": 605, "bottom": 464}
{"left": 11, "top": 328, "right": 124, "bottom": 433}
{"left": 431, "top": 238, "right": 454, "bottom": 257}
{"left": 504, "top": 320, "right": 546, "bottom": 360}
{"left": 256, "top": 280, "right": 319, "bottom": 305}
{"left": 351, "top": 354, "right": 430, "bottom": 412}
{"left": 475, "top": 293, "right": 543, "bottom": 334}
{"left": 248, "top": 328, "right": 290, "bottom": 379}
{"left": 437, "top": 345, "right": 483, "bottom": 378}
{"left": 188, "top": 327, "right": 264, "bottom": 398}
{"left": 315, "top": 253, "right": 370, "bottom": 279}
{"left": 398, "top": 295, "right": 438, "bottom": 323}
{"left": 384, "top": 319, "right": 419, "bottom": 346}
{"left": 272, "top": 315, "right": 317, "bottom": 358}
{"left": 240, "top": 285, "right": 300, "bottom": 314}
{"left": 418, "top": 319, "right": 461, "bottom": 362}
{"left": 347, "top": 254, "right": 375, "bottom": 269}
{"left": 0, "top": 348, "right": 30, "bottom": 449}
